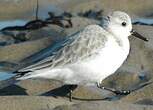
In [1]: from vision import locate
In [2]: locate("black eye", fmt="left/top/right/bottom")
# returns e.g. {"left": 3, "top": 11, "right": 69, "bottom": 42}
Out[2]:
{"left": 122, "top": 22, "right": 126, "bottom": 26}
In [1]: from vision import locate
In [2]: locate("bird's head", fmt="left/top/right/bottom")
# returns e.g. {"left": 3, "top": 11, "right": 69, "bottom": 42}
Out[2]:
{"left": 102, "top": 11, "right": 148, "bottom": 41}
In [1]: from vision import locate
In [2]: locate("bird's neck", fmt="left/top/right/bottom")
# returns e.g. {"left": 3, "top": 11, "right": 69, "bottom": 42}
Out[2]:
{"left": 104, "top": 27, "right": 130, "bottom": 49}
{"left": 108, "top": 30, "right": 130, "bottom": 56}
{"left": 119, "top": 36, "right": 130, "bottom": 51}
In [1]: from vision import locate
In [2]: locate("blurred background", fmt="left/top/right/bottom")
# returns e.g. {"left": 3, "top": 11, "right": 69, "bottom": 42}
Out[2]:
{"left": 0, "top": 0, "right": 153, "bottom": 20}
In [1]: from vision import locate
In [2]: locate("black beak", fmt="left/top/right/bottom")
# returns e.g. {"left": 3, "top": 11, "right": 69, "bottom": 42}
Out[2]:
{"left": 131, "top": 29, "right": 148, "bottom": 42}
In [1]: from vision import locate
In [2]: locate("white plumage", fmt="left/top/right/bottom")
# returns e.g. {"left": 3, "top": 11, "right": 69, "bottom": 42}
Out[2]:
{"left": 17, "top": 11, "right": 133, "bottom": 86}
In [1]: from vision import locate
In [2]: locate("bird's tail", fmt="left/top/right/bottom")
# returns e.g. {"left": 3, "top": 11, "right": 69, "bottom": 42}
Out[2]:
{"left": 0, "top": 61, "right": 32, "bottom": 89}
{"left": 0, "top": 77, "right": 18, "bottom": 89}
{"left": 0, "top": 61, "right": 21, "bottom": 73}
{"left": 0, "top": 70, "right": 32, "bottom": 89}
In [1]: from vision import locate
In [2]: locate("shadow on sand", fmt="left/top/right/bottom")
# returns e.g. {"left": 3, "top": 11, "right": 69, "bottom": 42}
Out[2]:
{"left": 0, "top": 84, "right": 27, "bottom": 95}
{"left": 0, "top": 84, "right": 111, "bottom": 101}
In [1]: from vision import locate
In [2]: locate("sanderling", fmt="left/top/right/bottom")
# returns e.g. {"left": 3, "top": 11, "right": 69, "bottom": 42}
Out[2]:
{"left": 14, "top": 11, "right": 148, "bottom": 101}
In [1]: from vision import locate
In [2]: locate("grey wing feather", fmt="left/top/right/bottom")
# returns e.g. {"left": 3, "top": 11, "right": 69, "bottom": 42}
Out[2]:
{"left": 18, "top": 24, "right": 108, "bottom": 72}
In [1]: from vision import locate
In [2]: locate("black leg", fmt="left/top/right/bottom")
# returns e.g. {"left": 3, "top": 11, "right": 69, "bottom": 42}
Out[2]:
{"left": 97, "top": 83, "right": 130, "bottom": 95}
{"left": 69, "top": 89, "right": 72, "bottom": 102}
{"left": 68, "top": 85, "right": 78, "bottom": 101}
{"left": 101, "top": 86, "right": 130, "bottom": 95}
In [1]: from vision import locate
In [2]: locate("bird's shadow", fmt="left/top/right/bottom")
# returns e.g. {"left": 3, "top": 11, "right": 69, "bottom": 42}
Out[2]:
{"left": 0, "top": 84, "right": 74, "bottom": 97}
{"left": 0, "top": 84, "right": 28, "bottom": 95}
{"left": 41, "top": 85, "right": 75, "bottom": 97}
{"left": 41, "top": 85, "right": 115, "bottom": 101}
{"left": 0, "top": 84, "right": 131, "bottom": 101}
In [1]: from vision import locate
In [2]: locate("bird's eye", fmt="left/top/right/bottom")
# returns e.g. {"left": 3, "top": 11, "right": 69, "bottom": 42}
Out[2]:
{"left": 122, "top": 22, "right": 127, "bottom": 27}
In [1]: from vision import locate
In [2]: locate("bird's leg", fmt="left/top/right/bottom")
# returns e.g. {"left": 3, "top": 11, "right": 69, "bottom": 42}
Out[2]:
{"left": 68, "top": 85, "right": 78, "bottom": 101}
{"left": 96, "top": 82, "right": 130, "bottom": 95}
{"left": 69, "top": 89, "right": 73, "bottom": 102}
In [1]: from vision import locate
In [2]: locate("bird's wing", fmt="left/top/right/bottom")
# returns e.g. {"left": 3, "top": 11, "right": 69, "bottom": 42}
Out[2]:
{"left": 18, "top": 24, "right": 108, "bottom": 72}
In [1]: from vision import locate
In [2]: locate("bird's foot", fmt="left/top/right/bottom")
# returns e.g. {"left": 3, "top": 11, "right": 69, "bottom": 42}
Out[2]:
{"left": 112, "top": 89, "right": 130, "bottom": 95}
{"left": 96, "top": 83, "right": 130, "bottom": 95}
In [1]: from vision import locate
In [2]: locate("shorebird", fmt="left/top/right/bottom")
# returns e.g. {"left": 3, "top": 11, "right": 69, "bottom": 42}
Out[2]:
{"left": 13, "top": 11, "right": 148, "bottom": 101}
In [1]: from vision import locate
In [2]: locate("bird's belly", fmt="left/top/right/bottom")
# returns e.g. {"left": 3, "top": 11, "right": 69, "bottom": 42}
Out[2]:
{"left": 81, "top": 45, "right": 129, "bottom": 82}
{"left": 26, "top": 42, "right": 129, "bottom": 85}
{"left": 52, "top": 44, "right": 129, "bottom": 85}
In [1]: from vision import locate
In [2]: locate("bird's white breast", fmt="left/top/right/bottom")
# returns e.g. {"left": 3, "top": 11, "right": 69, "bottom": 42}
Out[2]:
{"left": 21, "top": 34, "right": 130, "bottom": 85}
{"left": 79, "top": 36, "right": 130, "bottom": 83}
